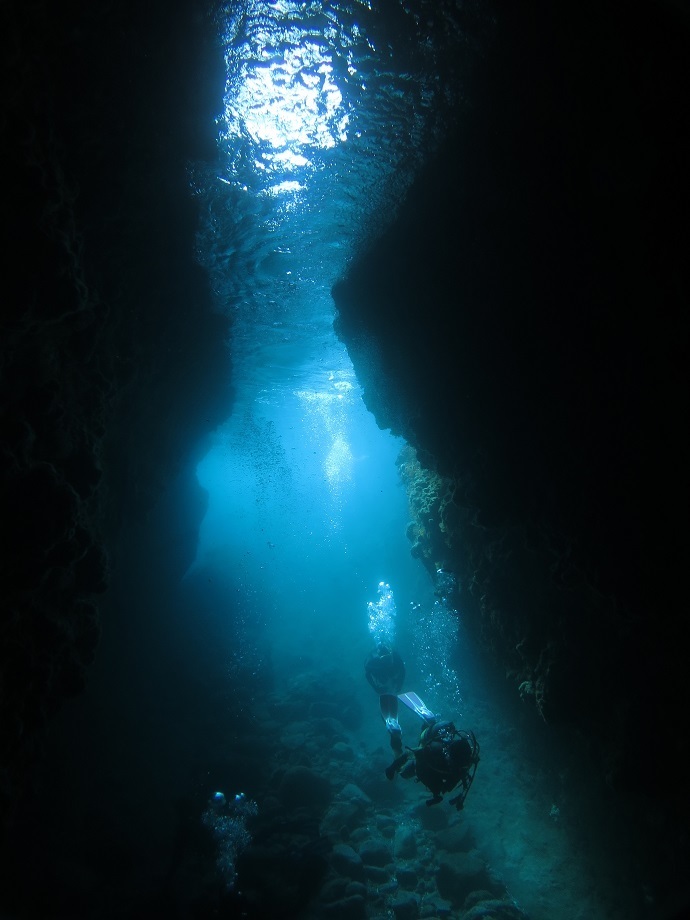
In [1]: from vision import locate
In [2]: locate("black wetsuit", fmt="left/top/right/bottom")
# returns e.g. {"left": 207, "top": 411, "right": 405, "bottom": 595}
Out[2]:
{"left": 364, "top": 646, "right": 405, "bottom": 695}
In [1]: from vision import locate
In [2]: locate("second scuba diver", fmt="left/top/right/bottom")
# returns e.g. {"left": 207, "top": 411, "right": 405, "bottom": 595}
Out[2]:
{"left": 364, "top": 644, "right": 406, "bottom": 755}
{"left": 365, "top": 649, "right": 480, "bottom": 810}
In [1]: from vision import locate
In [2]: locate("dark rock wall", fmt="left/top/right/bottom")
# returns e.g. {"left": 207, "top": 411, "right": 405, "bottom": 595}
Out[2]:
{"left": 334, "top": 1, "right": 689, "bottom": 797}
{"left": 1, "top": 0, "right": 230, "bottom": 829}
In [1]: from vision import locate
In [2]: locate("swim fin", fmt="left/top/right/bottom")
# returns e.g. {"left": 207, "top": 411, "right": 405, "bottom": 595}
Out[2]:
{"left": 397, "top": 691, "right": 437, "bottom": 722}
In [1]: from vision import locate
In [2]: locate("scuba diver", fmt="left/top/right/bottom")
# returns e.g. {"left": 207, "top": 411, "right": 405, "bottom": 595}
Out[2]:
{"left": 364, "top": 644, "right": 406, "bottom": 755}
{"left": 377, "top": 687, "right": 479, "bottom": 810}
{"left": 364, "top": 580, "right": 478, "bottom": 809}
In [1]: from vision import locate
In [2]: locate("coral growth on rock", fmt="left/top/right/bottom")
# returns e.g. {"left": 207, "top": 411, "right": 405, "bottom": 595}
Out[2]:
{"left": 397, "top": 444, "right": 624, "bottom": 752}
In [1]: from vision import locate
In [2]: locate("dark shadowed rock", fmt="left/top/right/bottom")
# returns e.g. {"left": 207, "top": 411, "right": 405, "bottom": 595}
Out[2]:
{"left": 364, "top": 865, "right": 389, "bottom": 883}
{"left": 331, "top": 843, "right": 365, "bottom": 881}
{"left": 392, "top": 894, "right": 420, "bottom": 919}
{"left": 397, "top": 866, "right": 418, "bottom": 889}
{"left": 436, "top": 851, "right": 491, "bottom": 905}
{"left": 394, "top": 826, "right": 417, "bottom": 859}
{"left": 322, "top": 894, "right": 367, "bottom": 918}
{"left": 359, "top": 838, "right": 392, "bottom": 867}
{"left": 462, "top": 898, "right": 529, "bottom": 920}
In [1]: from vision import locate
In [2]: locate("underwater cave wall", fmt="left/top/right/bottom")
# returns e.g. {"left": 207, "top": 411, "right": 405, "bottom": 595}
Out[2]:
{"left": 334, "top": 2, "right": 689, "bottom": 795}
{"left": 1, "top": 0, "right": 230, "bottom": 830}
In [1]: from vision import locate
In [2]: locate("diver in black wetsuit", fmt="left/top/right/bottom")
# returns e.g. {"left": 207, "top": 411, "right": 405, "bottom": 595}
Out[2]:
{"left": 386, "top": 708, "right": 480, "bottom": 810}
{"left": 364, "top": 644, "right": 406, "bottom": 754}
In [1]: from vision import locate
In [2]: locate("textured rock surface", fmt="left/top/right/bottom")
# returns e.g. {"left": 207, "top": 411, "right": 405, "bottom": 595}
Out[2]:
{"left": 332, "top": 843, "right": 366, "bottom": 881}
{"left": 2, "top": 0, "right": 230, "bottom": 830}
{"left": 334, "top": 2, "right": 689, "bottom": 797}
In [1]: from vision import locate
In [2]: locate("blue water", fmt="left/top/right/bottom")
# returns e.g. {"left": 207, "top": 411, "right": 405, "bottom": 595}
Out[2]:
{"left": 187, "top": 0, "right": 476, "bottom": 741}
{"left": 189, "top": 387, "right": 425, "bottom": 675}
{"left": 166, "top": 3, "right": 644, "bottom": 917}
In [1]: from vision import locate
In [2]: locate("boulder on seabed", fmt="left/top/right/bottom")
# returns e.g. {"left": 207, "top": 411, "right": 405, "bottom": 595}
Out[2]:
{"left": 436, "top": 850, "right": 492, "bottom": 905}
{"left": 364, "top": 865, "right": 389, "bottom": 883}
{"left": 332, "top": 741, "right": 355, "bottom": 761}
{"left": 321, "top": 894, "right": 367, "bottom": 918}
{"left": 320, "top": 782, "right": 371, "bottom": 836}
{"left": 331, "top": 843, "right": 365, "bottom": 881}
{"left": 420, "top": 894, "right": 454, "bottom": 917}
{"left": 462, "top": 897, "right": 529, "bottom": 920}
{"left": 437, "top": 820, "right": 475, "bottom": 853}
{"left": 397, "top": 866, "right": 418, "bottom": 889}
{"left": 339, "top": 783, "right": 371, "bottom": 806}
{"left": 394, "top": 825, "right": 417, "bottom": 859}
{"left": 359, "top": 837, "right": 392, "bottom": 867}
{"left": 391, "top": 893, "right": 420, "bottom": 919}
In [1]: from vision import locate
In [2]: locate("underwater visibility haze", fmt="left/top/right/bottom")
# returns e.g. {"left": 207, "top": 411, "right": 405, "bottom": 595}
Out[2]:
{"left": 2, "top": 1, "right": 689, "bottom": 919}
